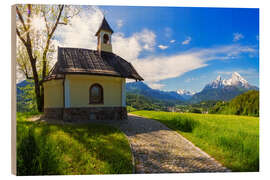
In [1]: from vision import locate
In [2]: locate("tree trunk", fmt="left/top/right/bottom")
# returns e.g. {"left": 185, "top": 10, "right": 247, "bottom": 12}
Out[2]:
{"left": 31, "top": 63, "right": 43, "bottom": 112}
{"left": 34, "top": 83, "right": 42, "bottom": 112}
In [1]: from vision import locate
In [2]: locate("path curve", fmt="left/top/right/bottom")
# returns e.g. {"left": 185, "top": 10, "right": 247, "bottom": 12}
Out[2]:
{"left": 104, "top": 114, "right": 230, "bottom": 173}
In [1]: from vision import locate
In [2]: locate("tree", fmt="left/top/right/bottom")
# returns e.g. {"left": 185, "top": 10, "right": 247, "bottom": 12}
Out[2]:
{"left": 16, "top": 4, "right": 80, "bottom": 112}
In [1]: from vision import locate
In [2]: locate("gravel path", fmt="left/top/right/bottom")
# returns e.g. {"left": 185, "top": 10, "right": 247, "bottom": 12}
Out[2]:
{"left": 97, "top": 114, "right": 230, "bottom": 173}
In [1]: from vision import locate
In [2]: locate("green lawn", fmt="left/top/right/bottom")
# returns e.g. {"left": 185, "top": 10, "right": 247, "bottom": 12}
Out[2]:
{"left": 16, "top": 112, "right": 133, "bottom": 175}
{"left": 131, "top": 110, "right": 259, "bottom": 172}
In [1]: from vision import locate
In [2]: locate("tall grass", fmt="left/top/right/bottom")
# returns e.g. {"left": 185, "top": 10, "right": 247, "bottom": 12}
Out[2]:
{"left": 16, "top": 113, "right": 133, "bottom": 175}
{"left": 132, "top": 111, "right": 259, "bottom": 172}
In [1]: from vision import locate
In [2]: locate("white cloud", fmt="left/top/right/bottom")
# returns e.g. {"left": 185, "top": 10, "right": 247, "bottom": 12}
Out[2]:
{"left": 133, "top": 53, "right": 207, "bottom": 84}
{"left": 182, "top": 36, "right": 191, "bottom": 45}
{"left": 112, "top": 29, "right": 156, "bottom": 60}
{"left": 170, "top": 40, "right": 176, "bottom": 43}
{"left": 55, "top": 6, "right": 103, "bottom": 50}
{"left": 158, "top": 45, "right": 168, "bottom": 50}
{"left": 148, "top": 83, "right": 165, "bottom": 90}
{"left": 233, "top": 33, "right": 244, "bottom": 42}
{"left": 116, "top": 19, "right": 123, "bottom": 28}
{"left": 54, "top": 6, "right": 156, "bottom": 62}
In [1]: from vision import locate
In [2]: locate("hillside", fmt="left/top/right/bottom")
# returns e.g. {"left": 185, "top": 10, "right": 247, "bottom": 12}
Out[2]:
{"left": 17, "top": 80, "right": 36, "bottom": 112}
{"left": 209, "top": 90, "right": 259, "bottom": 116}
{"left": 126, "top": 81, "right": 185, "bottom": 102}
{"left": 126, "top": 92, "right": 178, "bottom": 111}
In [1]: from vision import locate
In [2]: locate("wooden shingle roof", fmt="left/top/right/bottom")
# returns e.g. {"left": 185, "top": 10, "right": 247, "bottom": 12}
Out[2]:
{"left": 44, "top": 47, "right": 143, "bottom": 81}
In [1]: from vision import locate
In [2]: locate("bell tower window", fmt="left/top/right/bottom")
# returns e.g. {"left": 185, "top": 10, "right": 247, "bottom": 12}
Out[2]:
{"left": 103, "top": 34, "right": 109, "bottom": 44}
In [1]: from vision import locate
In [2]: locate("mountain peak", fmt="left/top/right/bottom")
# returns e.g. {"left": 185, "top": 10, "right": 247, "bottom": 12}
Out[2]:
{"left": 205, "top": 72, "right": 254, "bottom": 90}
{"left": 176, "top": 89, "right": 195, "bottom": 100}
{"left": 216, "top": 75, "right": 222, "bottom": 81}
{"left": 191, "top": 72, "right": 258, "bottom": 103}
{"left": 177, "top": 89, "right": 195, "bottom": 95}
{"left": 232, "top": 72, "right": 241, "bottom": 77}
{"left": 226, "top": 72, "right": 248, "bottom": 87}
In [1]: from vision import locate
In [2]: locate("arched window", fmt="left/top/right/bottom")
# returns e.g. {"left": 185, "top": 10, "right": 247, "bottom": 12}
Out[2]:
{"left": 103, "top": 34, "right": 109, "bottom": 44}
{"left": 89, "top": 84, "right": 103, "bottom": 104}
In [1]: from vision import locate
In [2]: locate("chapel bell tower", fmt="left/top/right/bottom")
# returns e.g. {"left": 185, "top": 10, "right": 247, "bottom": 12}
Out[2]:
{"left": 95, "top": 17, "right": 113, "bottom": 53}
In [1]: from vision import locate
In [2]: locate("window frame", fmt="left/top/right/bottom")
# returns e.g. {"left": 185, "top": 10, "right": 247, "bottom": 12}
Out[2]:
{"left": 89, "top": 83, "right": 104, "bottom": 104}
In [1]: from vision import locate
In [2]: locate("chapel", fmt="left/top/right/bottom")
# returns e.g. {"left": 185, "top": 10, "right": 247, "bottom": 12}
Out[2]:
{"left": 43, "top": 17, "right": 143, "bottom": 122}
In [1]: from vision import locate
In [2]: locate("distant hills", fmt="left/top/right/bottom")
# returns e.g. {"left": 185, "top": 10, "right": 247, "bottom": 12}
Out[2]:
{"left": 126, "top": 72, "right": 258, "bottom": 104}
{"left": 126, "top": 81, "right": 185, "bottom": 102}
{"left": 16, "top": 80, "right": 35, "bottom": 112}
{"left": 209, "top": 90, "right": 259, "bottom": 117}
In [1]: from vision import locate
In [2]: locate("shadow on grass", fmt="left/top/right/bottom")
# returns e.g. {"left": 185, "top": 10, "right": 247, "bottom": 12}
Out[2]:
{"left": 17, "top": 120, "right": 133, "bottom": 175}
{"left": 17, "top": 122, "right": 67, "bottom": 175}
{"left": 59, "top": 124, "right": 133, "bottom": 174}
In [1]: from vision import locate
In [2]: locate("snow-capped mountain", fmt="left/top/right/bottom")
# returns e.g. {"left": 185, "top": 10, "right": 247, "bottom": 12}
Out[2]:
{"left": 190, "top": 72, "right": 258, "bottom": 103}
{"left": 176, "top": 89, "right": 196, "bottom": 100}
{"left": 204, "top": 72, "right": 252, "bottom": 89}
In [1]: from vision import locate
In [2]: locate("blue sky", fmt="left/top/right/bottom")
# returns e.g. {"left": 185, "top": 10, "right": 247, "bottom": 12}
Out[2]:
{"left": 56, "top": 6, "right": 259, "bottom": 92}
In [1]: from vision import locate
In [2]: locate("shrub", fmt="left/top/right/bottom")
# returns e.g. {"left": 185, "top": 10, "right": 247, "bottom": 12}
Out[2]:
{"left": 127, "top": 106, "right": 137, "bottom": 112}
{"left": 190, "top": 108, "right": 202, "bottom": 114}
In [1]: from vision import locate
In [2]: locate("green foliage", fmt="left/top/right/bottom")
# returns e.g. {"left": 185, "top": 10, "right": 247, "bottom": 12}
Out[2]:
{"left": 127, "top": 106, "right": 137, "bottom": 112}
{"left": 126, "top": 92, "right": 177, "bottom": 111}
{"left": 132, "top": 111, "right": 259, "bottom": 172}
{"left": 209, "top": 90, "right": 259, "bottom": 117}
{"left": 16, "top": 113, "right": 133, "bottom": 175}
{"left": 175, "top": 101, "right": 218, "bottom": 113}
{"left": 190, "top": 108, "right": 202, "bottom": 114}
{"left": 17, "top": 80, "right": 38, "bottom": 112}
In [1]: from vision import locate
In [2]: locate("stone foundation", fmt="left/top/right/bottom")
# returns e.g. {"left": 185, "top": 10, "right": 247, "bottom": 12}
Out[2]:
{"left": 44, "top": 108, "right": 63, "bottom": 120}
{"left": 44, "top": 107, "right": 127, "bottom": 122}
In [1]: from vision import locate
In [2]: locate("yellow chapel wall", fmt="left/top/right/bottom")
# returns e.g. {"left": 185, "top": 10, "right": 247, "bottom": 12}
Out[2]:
{"left": 66, "top": 74, "right": 123, "bottom": 107}
{"left": 43, "top": 79, "right": 64, "bottom": 108}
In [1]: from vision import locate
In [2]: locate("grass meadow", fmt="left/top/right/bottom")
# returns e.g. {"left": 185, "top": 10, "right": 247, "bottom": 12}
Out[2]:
{"left": 16, "top": 112, "right": 133, "bottom": 175}
{"left": 131, "top": 111, "right": 259, "bottom": 172}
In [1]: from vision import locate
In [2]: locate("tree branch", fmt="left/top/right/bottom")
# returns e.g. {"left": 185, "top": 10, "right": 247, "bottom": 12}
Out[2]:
{"left": 16, "top": 28, "right": 27, "bottom": 46}
{"left": 26, "top": 4, "right": 32, "bottom": 30}
{"left": 42, "top": 9, "right": 50, "bottom": 35}
{"left": 16, "top": 6, "right": 27, "bottom": 31}
{"left": 42, "top": 5, "right": 64, "bottom": 80}
{"left": 57, "top": 22, "right": 67, "bottom": 25}
{"left": 49, "top": 5, "right": 64, "bottom": 37}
